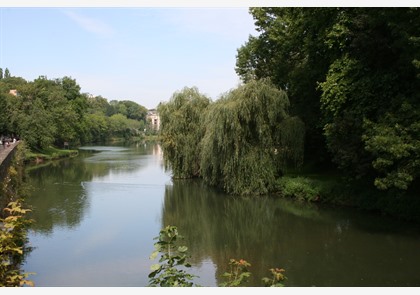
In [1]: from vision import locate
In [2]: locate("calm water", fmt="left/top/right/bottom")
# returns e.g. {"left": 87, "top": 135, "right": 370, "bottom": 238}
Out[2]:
{"left": 22, "top": 143, "right": 420, "bottom": 287}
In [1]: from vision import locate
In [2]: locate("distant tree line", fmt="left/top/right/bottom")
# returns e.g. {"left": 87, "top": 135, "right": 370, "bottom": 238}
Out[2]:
{"left": 0, "top": 68, "right": 11, "bottom": 80}
{"left": 0, "top": 73, "right": 151, "bottom": 150}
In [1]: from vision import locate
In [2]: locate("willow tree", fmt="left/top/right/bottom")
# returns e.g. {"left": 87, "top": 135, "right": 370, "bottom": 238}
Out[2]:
{"left": 200, "top": 79, "right": 305, "bottom": 195}
{"left": 158, "top": 87, "right": 211, "bottom": 178}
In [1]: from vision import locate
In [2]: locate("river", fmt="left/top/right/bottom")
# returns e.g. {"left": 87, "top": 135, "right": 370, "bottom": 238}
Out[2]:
{"left": 21, "top": 143, "right": 420, "bottom": 287}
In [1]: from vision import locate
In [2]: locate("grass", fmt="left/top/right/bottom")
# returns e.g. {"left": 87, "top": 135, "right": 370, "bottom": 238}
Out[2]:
{"left": 276, "top": 164, "right": 420, "bottom": 223}
{"left": 25, "top": 146, "right": 78, "bottom": 163}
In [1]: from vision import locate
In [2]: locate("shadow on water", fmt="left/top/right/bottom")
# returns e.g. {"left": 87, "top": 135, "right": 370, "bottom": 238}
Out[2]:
{"left": 161, "top": 178, "right": 420, "bottom": 287}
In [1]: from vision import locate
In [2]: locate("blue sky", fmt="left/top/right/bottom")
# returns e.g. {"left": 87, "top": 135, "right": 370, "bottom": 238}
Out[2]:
{"left": 0, "top": 7, "right": 257, "bottom": 109}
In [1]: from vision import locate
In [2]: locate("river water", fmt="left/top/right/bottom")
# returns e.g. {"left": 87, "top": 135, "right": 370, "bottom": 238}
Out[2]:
{"left": 22, "top": 143, "right": 420, "bottom": 287}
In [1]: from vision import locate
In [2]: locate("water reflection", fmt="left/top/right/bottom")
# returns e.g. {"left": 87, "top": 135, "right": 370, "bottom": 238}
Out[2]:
{"left": 26, "top": 157, "right": 92, "bottom": 234}
{"left": 23, "top": 143, "right": 172, "bottom": 286}
{"left": 162, "top": 179, "right": 420, "bottom": 287}
{"left": 26, "top": 144, "right": 164, "bottom": 235}
{"left": 23, "top": 143, "right": 420, "bottom": 287}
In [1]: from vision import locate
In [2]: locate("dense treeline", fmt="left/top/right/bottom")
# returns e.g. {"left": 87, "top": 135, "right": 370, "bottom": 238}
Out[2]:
{"left": 159, "top": 8, "right": 420, "bottom": 217}
{"left": 235, "top": 7, "right": 420, "bottom": 192}
{"left": 0, "top": 72, "right": 152, "bottom": 151}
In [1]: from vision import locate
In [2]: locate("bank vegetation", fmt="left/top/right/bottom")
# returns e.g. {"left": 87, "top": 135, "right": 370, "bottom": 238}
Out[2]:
{"left": 159, "top": 8, "right": 420, "bottom": 222}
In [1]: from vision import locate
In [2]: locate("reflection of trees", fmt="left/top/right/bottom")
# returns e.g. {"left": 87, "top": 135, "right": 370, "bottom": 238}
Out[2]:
{"left": 25, "top": 144, "right": 159, "bottom": 235}
{"left": 82, "top": 144, "right": 158, "bottom": 176}
{"left": 26, "top": 156, "right": 94, "bottom": 235}
{"left": 161, "top": 179, "right": 297, "bottom": 286}
{"left": 161, "top": 180, "right": 420, "bottom": 286}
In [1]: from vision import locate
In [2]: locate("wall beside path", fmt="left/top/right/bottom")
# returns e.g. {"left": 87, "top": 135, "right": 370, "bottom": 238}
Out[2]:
{"left": 0, "top": 141, "right": 20, "bottom": 182}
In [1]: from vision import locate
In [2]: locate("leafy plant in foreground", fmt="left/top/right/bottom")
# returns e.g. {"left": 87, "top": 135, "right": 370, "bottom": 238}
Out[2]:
{"left": 219, "top": 258, "right": 252, "bottom": 287}
{"left": 148, "top": 225, "right": 287, "bottom": 287}
{"left": 148, "top": 225, "right": 198, "bottom": 287}
{"left": 262, "top": 267, "right": 287, "bottom": 287}
{"left": 0, "top": 201, "right": 34, "bottom": 287}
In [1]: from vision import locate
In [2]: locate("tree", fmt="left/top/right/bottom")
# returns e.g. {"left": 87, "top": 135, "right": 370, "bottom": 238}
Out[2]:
{"left": 59, "top": 76, "right": 81, "bottom": 101}
{"left": 84, "top": 113, "right": 110, "bottom": 143}
{"left": 4, "top": 68, "right": 10, "bottom": 79}
{"left": 363, "top": 106, "right": 420, "bottom": 190}
{"left": 236, "top": 8, "right": 420, "bottom": 191}
{"left": 236, "top": 8, "right": 337, "bottom": 166}
{"left": 319, "top": 8, "right": 420, "bottom": 189}
{"left": 148, "top": 225, "right": 198, "bottom": 287}
{"left": 200, "top": 79, "right": 305, "bottom": 195}
{"left": 0, "top": 68, "right": 3, "bottom": 79}
{"left": 87, "top": 95, "right": 110, "bottom": 115}
{"left": 158, "top": 87, "right": 211, "bottom": 178}
{"left": 119, "top": 100, "right": 148, "bottom": 121}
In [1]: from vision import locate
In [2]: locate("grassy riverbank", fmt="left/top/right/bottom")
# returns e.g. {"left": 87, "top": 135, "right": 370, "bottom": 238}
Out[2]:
{"left": 24, "top": 146, "right": 78, "bottom": 164}
{"left": 276, "top": 169, "right": 420, "bottom": 223}
{"left": 24, "top": 135, "right": 161, "bottom": 164}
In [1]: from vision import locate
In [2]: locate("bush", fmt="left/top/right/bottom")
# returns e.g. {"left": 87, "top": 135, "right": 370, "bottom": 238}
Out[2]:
{"left": 276, "top": 176, "right": 322, "bottom": 202}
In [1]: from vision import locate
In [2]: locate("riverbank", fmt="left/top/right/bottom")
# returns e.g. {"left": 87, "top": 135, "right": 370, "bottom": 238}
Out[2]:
{"left": 21, "top": 138, "right": 420, "bottom": 224}
{"left": 22, "top": 142, "right": 420, "bottom": 287}
{"left": 24, "top": 135, "right": 161, "bottom": 164}
{"left": 24, "top": 146, "right": 79, "bottom": 164}
{"left": 276, "top": 171, "right": 420, "bottom": 224}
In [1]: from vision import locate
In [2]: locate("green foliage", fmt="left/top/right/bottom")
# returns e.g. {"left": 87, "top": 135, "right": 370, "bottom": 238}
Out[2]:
{"left": 200, "top": 79, "right": 305, "bottom": 195}
{"left": 119, "top": 100, "right": 148, "bottom": 121}
{"left": 148, "top": 225, "right": 198, "bottom": 287}
{"left": 362, "top": 103, "right": 420, "bottom": 190}
{"left": 1, "top": 146, "right": 34, "bottom": 286}
{"left": 219, "top": 259, "right": 252, "bottom": 287}
{"left": 0, "top": 73, "right": 150, "bottom": 149}
{"left": 276, "top": 176, "right": 321, "bottom": 202}
{"left": 158, "top": 80, "right": 305, "bottom": 195}
{"left": 262, "top": 268, "right": 287, "bottom": 287}
{"left": 158, "top": 87, "right": 211, "bottom": 178}
{"left": 0, "top": 201, "right": 34, "bottom": 287}
{"left": 4, "top": 68, "right": 10, "bottom": 79}
{"left": 24, "top": 146, "right": 78, "bottom": 163}
{"left": 236, "top": 8, "right": 336, "bottom": 165}
{"left": 149, "top": 225, "right": 287, "bottom": 287}
{"left": 237, "top": 7, "right": 420, "bottom": 193}
{"left": 319, "top": 8, "right": 420, "bottom": 188}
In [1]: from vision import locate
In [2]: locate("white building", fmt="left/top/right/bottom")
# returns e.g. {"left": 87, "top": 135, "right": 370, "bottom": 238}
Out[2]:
{"left": 147, "top": 109, "right": 160, "bottom": 130}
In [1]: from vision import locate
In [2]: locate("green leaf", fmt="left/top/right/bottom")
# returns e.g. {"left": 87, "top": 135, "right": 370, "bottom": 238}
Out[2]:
{"left": 149, "top": 251, "right": 158, "bottom": 260}
{"left": 150, "top": 264, "right": 161, "bottom": 272}
{"left": 178, "top": 246, "right": 188, "bottom": 253}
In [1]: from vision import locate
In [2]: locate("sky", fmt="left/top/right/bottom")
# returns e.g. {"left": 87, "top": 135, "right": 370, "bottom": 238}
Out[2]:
{"left": 1, "top": 1, "right": 415, "bottom": 110}
{"left": 0, "top": 6, "right": 258, "bottom": 109}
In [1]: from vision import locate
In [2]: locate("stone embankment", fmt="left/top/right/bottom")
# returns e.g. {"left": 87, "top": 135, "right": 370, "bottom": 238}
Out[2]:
{"left": 0, "top": 141, "right": 19, "bottom": 180}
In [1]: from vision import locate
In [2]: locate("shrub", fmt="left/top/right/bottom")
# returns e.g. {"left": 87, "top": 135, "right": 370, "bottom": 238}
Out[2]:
{"left": 276, "top": 176, "right": 321, "bottom": 202}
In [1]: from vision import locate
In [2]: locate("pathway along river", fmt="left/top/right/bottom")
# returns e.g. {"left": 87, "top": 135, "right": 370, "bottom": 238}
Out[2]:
{"left": 22, "top": 143, "right": 420, "bottom": 287}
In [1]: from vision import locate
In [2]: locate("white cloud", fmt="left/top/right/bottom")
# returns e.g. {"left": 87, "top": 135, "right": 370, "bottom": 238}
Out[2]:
{"left": 64, "top": 10, "right": 116, "bottom": 38}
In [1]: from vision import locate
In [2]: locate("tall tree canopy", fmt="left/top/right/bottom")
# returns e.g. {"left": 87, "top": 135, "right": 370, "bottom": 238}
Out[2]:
{"left": 158, "top": 87, "right": 211, "bottom": 178}
{"left": 4, "top": 68, "right": 10, "bottom": 79}
{"left": 200, "top": 79, "right": 305, "bottom": 195}
{"left": 236, "top": 8, "right": 337, "bottom": 165}
{"left": 236, "top": 7, "right": 420, "bottom": 191}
